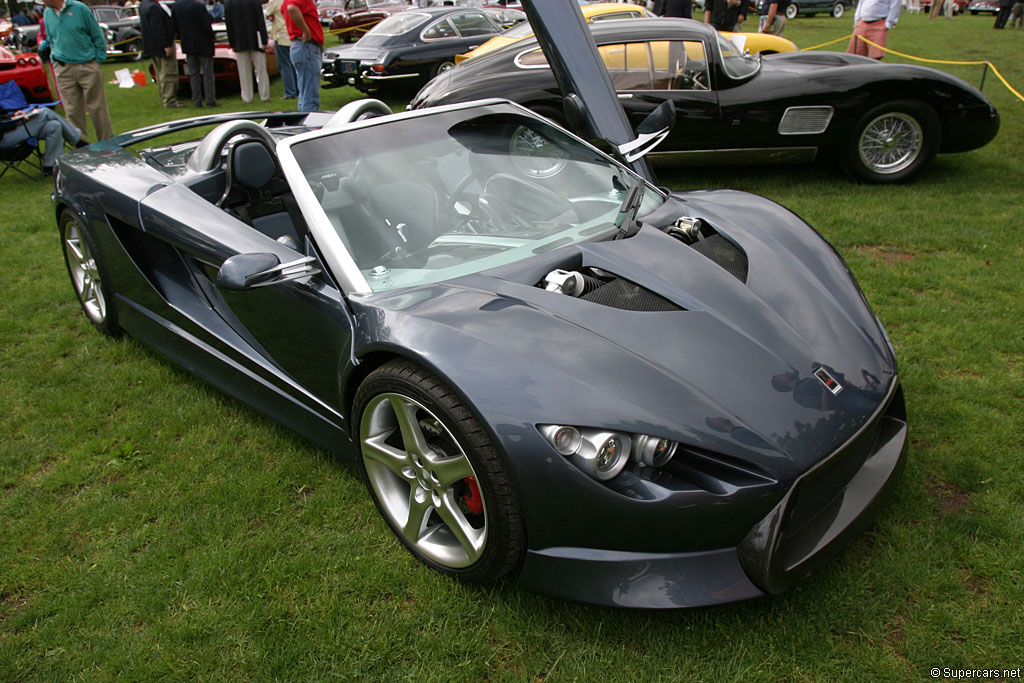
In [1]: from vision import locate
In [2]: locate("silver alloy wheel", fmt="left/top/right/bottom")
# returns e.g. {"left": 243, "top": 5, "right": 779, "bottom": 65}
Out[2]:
{"left": 857, "top": 111, "right": 923, "bottom": 175}
{"left": 63, "top": 221, "right": 107, "bottom": 325}
{"left": 360, "top": 392, "right": 487, "bottom": 568}
{"left": 509, "top": 125, "right": 568, "bottom": 178}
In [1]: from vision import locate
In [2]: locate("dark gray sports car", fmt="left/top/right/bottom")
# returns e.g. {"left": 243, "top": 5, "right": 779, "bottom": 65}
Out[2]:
{"left": 53, "top": 1, "right": 907, "bottom": 609}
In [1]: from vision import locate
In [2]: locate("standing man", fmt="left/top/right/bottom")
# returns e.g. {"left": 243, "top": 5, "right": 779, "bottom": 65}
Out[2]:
{"left": 654, "top": 0, "right": 693, "bottom": 18}
{"left": 847, "top": 0, "right": 901, "bottom": 59}
{"left": 993, "top": 0, "right": 1014, "bottom": 26}
{"left": 42, "top": 0, "right": 114, "bottom": 142}
{"left": 266, "top": 0, "right": 298, "bottom": 100}
{"left": 224, "top": 0, "right": 270, "bottom": 103}
{"left": 759, "top": 0, "right": 788, "bottom": 35}
{"left": 140, "top": 0, "right": 184, "bottom": 108}
{"left": 284, "top": 0, "right": 322, "bottom": 112}
{"left": 172, "top": 0, "right": 218, "bottom": 107}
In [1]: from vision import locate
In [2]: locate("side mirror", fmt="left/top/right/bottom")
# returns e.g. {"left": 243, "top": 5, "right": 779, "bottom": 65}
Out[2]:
{"left": 615, "top": 100, "right": 676, "bottom": 163}
{"left": 216, "top": 253, "right": 321, "bottom": 291}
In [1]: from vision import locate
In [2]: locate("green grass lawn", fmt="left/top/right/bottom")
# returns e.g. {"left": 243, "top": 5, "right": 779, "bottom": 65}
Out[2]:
{"left": 1, "top": 13, "right": 1022, "bottom": 681}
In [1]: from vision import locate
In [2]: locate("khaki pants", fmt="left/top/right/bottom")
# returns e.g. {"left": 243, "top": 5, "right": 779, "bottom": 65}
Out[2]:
{"left": 234, "top": 50, "right": 270, "bottom": 103}
{"left": 150, "top": 53, "right": 180, "bottom": 107}
{"left": 54, "top": 60, "right": 114, "bottom": 142}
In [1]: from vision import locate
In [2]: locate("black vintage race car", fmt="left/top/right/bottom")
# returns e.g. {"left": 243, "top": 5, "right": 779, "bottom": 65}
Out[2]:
{"left": 410, "top": 18, "right": 1000, "bottom": 183}
{"left": 321, "top": 6, "right": 506, "bottom": 92}
{"left": 54, "top": 1, "right": 907, "bottom": 609}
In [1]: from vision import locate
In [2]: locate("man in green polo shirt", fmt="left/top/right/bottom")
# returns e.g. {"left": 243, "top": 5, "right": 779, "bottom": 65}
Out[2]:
{"left": 42, "top": 0, "right": 114, "bottom": 141}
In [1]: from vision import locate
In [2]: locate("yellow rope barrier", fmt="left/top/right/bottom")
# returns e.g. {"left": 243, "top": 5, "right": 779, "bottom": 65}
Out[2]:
{"left": 801, "top": 33, "right": 1023, "bottom": 103}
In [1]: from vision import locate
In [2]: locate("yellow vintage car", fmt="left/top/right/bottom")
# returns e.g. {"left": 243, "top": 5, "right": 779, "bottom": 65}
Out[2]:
{"left": 456, "top": 3, "right": 796, "bottom": 64}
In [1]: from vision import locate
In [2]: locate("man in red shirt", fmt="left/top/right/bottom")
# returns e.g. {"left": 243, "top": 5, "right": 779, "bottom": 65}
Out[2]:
{"left": 283, "top": 0, "right": 322, "bottom": 111}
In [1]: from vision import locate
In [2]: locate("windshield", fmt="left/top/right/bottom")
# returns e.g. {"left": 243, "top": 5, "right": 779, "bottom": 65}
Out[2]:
{"left": 290, "top": 110, "right": 663, "bottom": 292}
{"left": 716, "top": 32, "right": 760, "bottom": 80}
{"left": 366, "top": 12, "right": 428, "bottom": 36}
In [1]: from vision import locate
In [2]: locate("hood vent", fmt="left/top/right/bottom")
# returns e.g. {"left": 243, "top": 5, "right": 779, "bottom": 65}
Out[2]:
{"left": 580, "top": 277, "right": 683, "bottom": 312}
{"left": 539, "top": 267, "right": 683, "bottom": 312}
{"left": 667, "top": 217, "right": 749, "bottom": 284}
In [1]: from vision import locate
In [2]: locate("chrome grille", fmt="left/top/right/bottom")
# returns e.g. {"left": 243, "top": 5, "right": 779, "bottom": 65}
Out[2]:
{"left": 778, "top": 106, "right": 834, "bottom": 135}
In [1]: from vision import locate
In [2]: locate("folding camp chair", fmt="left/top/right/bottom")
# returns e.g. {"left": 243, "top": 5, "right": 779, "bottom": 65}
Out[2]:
{"left": 0, "top": 79, "right": 61, "bottom": 180}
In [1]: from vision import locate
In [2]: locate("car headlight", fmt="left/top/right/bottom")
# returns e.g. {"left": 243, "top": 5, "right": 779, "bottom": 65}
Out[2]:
{"left": 635, "top": 434, "right": 677, "bottom": 468}
{"left": 540, "top": 425, "right": 677, "bottom": 482}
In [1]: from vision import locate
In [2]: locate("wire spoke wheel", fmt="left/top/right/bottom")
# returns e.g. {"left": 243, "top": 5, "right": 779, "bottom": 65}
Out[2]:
{"left": 857, "top": 112, "right": 923, "bottom": 175}
{"left": 509, "top": 125, "right": 567, "bottom": 179}
{"left": 360, "top": 392, "right": 487, "bottom": 568}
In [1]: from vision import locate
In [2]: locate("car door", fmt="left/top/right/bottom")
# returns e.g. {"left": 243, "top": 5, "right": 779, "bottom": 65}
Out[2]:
{"left": 136, "top": 183, "right": 355, "bottom": 440}
{"left": 598, "top": 39, "right": 722, "bottom": 153}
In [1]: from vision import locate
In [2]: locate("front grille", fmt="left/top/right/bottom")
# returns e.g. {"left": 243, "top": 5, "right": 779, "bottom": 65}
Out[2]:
{"left": 690, "top": 234, "right": 748, "bottom": 283}
{"left": 580, "top": 277, "right": 683, "bottom": 312}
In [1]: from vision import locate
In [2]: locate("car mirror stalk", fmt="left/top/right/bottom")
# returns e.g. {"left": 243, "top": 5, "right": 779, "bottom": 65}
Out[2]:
{"left": 217, "top": 253, "right": 321, "bottom": 291}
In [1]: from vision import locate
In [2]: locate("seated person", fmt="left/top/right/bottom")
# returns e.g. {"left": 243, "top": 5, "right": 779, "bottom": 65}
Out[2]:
{"left": 1, "top": 107, "right": 86, "bottom": 176}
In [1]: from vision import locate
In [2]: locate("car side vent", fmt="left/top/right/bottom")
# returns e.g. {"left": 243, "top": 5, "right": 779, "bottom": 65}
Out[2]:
{"left": 778, "top": 106, "right": 834, "bottom": 135}
{"left": 667, "top": 218, "right": 749, "bottom": 284}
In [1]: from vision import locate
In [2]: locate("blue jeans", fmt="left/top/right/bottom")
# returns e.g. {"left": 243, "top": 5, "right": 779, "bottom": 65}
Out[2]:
{"left": 1, "top": 107, "right": 81, "bottom": 168}
{"left": 290, "top": 39, "right": 322, "bottom": 112}
{"left": 276, "top": 42, "right": 299, "bottom": 99}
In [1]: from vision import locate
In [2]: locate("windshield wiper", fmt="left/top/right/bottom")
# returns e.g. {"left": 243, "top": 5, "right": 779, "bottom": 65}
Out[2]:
{"left": 613, "top": 183, "right": 645, "bottom": 240}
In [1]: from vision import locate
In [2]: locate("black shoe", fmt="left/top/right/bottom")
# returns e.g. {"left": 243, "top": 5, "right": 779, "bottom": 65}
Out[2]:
{"left": 166, "top": 101, "right": 186, "bottom": 108}
{"left": 42, "top": 166, "right": 54, "bottom": 177}
{"left": 193, "top": 101, "right": 204, "bottom": 108}
{"left": 74, "top": 138, "right": 90, "bottom": 148}
{"left": 206, "top": 101, "right": 220, "bottom": 108}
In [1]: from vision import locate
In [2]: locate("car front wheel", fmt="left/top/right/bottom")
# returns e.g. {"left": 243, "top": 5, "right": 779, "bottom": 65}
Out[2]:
{"left": 832, "top": 2, "right": 845, "bottom": 17}
{"left": 353, "top": 359, "right": 524, "bottom": 583}
{"left": 785, "top": 3, "right": 799, "bottom": 18}
{"left": 60, "top": 210, "right": 120, "bottom": 336}
{"left": 843, "top": 100, "right": 940, "bottom": 183}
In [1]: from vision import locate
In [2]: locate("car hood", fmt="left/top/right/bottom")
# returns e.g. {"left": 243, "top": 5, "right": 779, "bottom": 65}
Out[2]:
{"left": 351, "top": 190, "right": 896, "bottom": 479}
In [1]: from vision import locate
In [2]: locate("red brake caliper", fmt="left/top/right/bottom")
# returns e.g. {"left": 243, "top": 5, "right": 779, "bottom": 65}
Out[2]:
{"left": 463, "top": 476, "right": 483, "bottom": 515}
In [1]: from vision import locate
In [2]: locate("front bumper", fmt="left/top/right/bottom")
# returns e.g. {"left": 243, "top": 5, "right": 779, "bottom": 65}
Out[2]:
{"left": 517, "top": 382, "right": 908, "bottom": 608}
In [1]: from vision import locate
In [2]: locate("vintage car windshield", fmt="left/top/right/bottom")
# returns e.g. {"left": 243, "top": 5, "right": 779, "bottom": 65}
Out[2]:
{"left": 716, "top": 32, "right": 760, "bottom": 80}
{"left": 290, "top": 110, "right": 663, "bottom": 292}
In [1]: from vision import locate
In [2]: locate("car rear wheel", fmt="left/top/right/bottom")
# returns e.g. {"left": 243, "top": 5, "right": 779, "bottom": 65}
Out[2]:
{"left": 785, "top": 3, "right": 799, "bottom": 18}
{"left": 433, "top": 60, "right": 456, "bottom": 77}
{"left": 353, "top": 359, "right": 524, "bottom": 583}
{"left": 832, "top": 2, "right": 845, "bottom": 17}
{"left": 60, "top": 210, "right": 120, "bottom": 336}
{"left": 843, "top": 100, "right": 940, "bottom": 183}
{"left": 127, "top": 39, "right": 143, "bottom": 62}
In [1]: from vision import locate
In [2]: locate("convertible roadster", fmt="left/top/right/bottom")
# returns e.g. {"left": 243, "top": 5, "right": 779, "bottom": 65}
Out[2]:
{"left": 54, "top": 94, "right": 907, "bottom": 607}
{"left": 410, "top": 18, "right": 1000, "bottom": 183}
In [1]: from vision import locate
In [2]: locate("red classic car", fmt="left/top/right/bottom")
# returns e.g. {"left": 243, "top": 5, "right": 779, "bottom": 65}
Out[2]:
{"left": 150, "top": 23, "right": 279, "bottom": 93}
{"left": 0, "top": 45, "right": 54, "bottom": 102}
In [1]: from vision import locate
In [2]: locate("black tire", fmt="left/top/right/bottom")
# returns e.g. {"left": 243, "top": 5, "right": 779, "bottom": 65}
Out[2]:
{"left": 842, "top": 100, "right": 940, "bottom": 184}
{"left": 353, "top": 359, "right": 524, "bottom": 583}
{"left": 832, "top": 2, "right": 845, "bottom": 17}
{"left": 432, "top": 60, "right": 456, "bottom": 77}
{"left": 59, "top": 210, "right": 120, "bottom": 336}
{"left": 785, "top": 3, "right": 799, "bottom": 19}
{"left": 127, "top": 39, "right": 143, "bottom": 62}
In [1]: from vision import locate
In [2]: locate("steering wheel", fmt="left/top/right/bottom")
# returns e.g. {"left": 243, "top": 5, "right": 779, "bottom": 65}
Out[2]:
{"left": 187, "top": 119, "right": 279, "bottom": 173}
